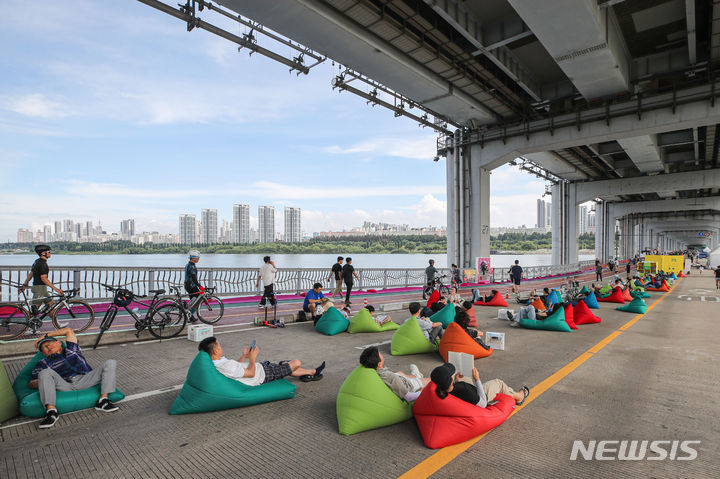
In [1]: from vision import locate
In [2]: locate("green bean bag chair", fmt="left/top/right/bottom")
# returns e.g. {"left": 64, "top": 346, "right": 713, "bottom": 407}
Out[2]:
{"left": 336, "top": 366, "right": 413, "bottom": 435}
{"left": 0, "top": 360, "right": 19, "bottom": 422}
{"left": 169, "top": 351, "right": 295, "bottom": 415}
{"left": 390, "top": 318, "right": 438, "bottom": 356}
{"left": 347, "top": 308, "right": 399, "bottom": 334}
{"left": 579, "top": 285, "right": 590, "bottom": 295}
{"left": 599, "top": 284, "right": 612, "bottom": 295}
{"left": 519, "top": 307, "right": 572, "bottom": 332}
{"left": 631, "top": 290, "right": 651, "bottom": 299}
{"left": 12, "top": 345, "right": 125, "bottom": 418}
{"left": 430, "top": 303, "right": 456, "bottom": 329}
{"left": 315, "top": 306, "right": 350, "bottom": 336}
{"left": 616, "top": 297, "right": 647, "bottom": 314}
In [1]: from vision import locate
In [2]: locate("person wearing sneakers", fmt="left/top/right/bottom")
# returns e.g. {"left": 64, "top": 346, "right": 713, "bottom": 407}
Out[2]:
{"left": 30, "top": 327, "right": 119, "bottom": 429}
{"left": 405, "top": 301, "right": 444, "bottom": 343}
{"left": 184, "top": 250, "right": 204, "bottom": 321}
{"left": 506, "top": 302, "right": 564, "bottom": 326}
{"left": 359, "top": 346, "right": 429, "bottom": 402}
{"left": 256, "top": 256, "right": 278, "bottom": 309}
{"left": 429, "top": 363, "right": 529, "bottom": 407}
{"left": 200, "top": 337, "right": 325, "bottom": 384}
{"left": 327, "top": 256, "right": 344, "bottom": 299}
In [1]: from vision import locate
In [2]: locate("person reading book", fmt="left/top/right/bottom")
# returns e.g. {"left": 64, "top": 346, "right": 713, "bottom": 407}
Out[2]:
{"left": 430, "top": 363, "right": 529, "bottom": 407}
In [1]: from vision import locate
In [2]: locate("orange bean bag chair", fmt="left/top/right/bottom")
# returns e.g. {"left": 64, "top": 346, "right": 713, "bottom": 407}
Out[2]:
{"left": 573, "top": 299, "right": 602, "bottom": 325}
{"left": 426, "top": 290, "right": 441, "bottom": 308}
{"left": 412, "top": 382, "right": 514, "bottom": 449}
{"left": 596, "top": 287, "right": 625, "bottom": 304}
{"left": 474, "top": 291, "right": 508, "bottom": 307}
{"left": 466, "top": 306, "right": 478, "bottom": 328}
{"left": 438, "top": 322, "right": 492, "bottom": 362}
{"left": 530, "top": 297, "right": 546, "bottom": 311}
{"left": 563, "top": 304, "right": 578, "bottom": 330}
{"left": 621, "top": 288, "right": 633, "bottom": 302}
{"left": 647, "top": 280, "right": 670, "bottom": 292}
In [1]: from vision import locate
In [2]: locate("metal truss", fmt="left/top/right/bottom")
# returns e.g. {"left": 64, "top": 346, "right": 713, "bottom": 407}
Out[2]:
{"left": 331, "top": 69, "right": 460, "bottom": 134}
{"left": 137, "top": 0, "right": 325, "bottom": 75}
{"left": 510, "top": 157, "right": 566, "bottom": 184}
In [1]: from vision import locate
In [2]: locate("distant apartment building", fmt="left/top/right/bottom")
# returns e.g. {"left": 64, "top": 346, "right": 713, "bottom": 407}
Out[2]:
{"left": 43, "top": 225, "right": 52, "bottom": 242}
{"left": 258, "top": 206, "right": 275, "bottom": 243}
{"left": 284, "top": 207, "right": 302, "bottom": 242}
{"left": 179, "top": 214, "right": 197, "bottom": 245}
{"left": 219, "top": 219, "right": 232, "bottom": 244}
{"left": 54, "top": 221, "right": 62, "bottom": 236}
{"left": 17, "top": 228, "right": 33, "bottom": 242}
{"left": 63, "top": 219, "right": 74, "bottom": 235}
{"left": 120, "top": 219, "right": 136, "bottom": 238}
{"left": 200, "top": 209, "right": 218, "bottom": 244}
{"left": 233, "top": 204, "right": 250, "bottom": 244}
{"left": 536, "top": 199, "right": 552, "bottom": 230}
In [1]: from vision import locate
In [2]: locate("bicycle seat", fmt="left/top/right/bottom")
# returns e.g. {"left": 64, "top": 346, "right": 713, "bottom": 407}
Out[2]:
{"left": 149, "top": 289, "right": 166, "bottom": 295}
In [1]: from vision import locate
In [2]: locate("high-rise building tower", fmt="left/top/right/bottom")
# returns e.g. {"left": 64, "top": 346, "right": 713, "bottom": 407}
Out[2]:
{"left": 536, "top": 199, "right": 546, "bottom": 229}
{"left": 54, "top": 221, "right": 62, "bottom": 236}
{"left": 120, "top": 219, "right": 136, "bottom": 238}
{"left": 233, "top": 204, "right": 250, "bottom": 244}
{"left": 179, "top": 214, "right": 197, "bottom": 245}
{"left": 43, "top": 225, "right": 52, "bottom": 242}
{"left": 258, "top": 206, "right": 275, "bottom": 243}
{"left": 201, "top": 209, "right": 218, "bottom": 244}
{"left": 284, "top": 207, "right": 302, "bottom": 242}
{"left": 545, "top": 202, "right": 552, "bottom": 227}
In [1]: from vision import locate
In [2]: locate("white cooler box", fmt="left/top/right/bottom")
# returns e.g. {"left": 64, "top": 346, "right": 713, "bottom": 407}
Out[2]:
{"left": 484, "top": 331, "right": 505, "bottom": 351}
{"left": 497, "top": 309, "right": 515, "bottom": 320}
{"left": 188, "top": 324, "right": 213, "bottom": 342}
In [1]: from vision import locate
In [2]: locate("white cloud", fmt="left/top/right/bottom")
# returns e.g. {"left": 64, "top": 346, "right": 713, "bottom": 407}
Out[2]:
{"left": 243, "top": 181, "right": 445, "bottom": 200}
{"left": 322, "top": 134, "right": 437, "bottom": 160}
{"left": 4, "top": 94, "right": 70, "bottom": 119}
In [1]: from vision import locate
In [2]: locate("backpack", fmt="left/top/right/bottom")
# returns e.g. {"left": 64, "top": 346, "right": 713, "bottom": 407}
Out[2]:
{"left": 297, "top": 310, "right": 307, "bottom": 322}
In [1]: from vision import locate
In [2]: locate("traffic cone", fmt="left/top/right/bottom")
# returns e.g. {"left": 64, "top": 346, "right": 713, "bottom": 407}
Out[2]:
{"left": 364, "top": 297, "right": 368, "bottom": 307}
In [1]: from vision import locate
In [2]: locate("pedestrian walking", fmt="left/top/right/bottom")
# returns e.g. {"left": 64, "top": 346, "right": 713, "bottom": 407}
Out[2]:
{"left": 509, "top": 259, "right": 523, "bottom": 295}
{"left": 595, "top": 260, "right": 603, "bottom": 282}
{"left": 327, "top": 256, "right": 344, "bottom": 299}
{"left": 342, "top": 257, "right": 359, "bottom": 305}
{"left": 256, "top": 256, "right": 277, "bottom": 309}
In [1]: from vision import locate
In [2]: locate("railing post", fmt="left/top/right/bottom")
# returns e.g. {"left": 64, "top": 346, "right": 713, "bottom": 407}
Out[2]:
{"left": 358, "top": 269, "right": 364, "bottom": 289}
{"left": 383, "top": 270, "right": 388, "bottom": 290}
{"left": 149, "top": 270, "right": 155, "bottom": 292}
{"left": 295, "top": 269, "right": 302, "bottom": 293}
{"left": 73, "top": 270, "right": 81, "bottom": 294}
{"left": 207, "top": 270, "right": 214, "bottom": 289}
{"left": 405, "top": 270, "right": 409, "bottom": 288}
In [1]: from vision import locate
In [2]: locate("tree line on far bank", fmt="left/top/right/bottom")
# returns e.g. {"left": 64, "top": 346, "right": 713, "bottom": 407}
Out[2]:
{"left": 3, "top": 232, "right": 596, "bottom": 255}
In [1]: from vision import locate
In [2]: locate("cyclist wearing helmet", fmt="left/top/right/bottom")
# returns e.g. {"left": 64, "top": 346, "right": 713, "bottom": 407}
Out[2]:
{"left": 185, "top": 250, "right": 204, "bottom": 318}
{"left": 20, "top": 245, "right": 63, "bottom": 311}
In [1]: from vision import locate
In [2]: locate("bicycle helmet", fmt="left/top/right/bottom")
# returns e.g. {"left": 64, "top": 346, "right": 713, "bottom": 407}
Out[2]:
{"left": 34, "top": 244, "right": 51, "bottom": 256}
{"left": 188, "top": 250, "right": 200, "bottom": 258}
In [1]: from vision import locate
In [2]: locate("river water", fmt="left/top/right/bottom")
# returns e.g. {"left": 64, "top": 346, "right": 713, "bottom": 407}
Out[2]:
{"left": 0, "top": 253, "right": 595, "bottom": 269}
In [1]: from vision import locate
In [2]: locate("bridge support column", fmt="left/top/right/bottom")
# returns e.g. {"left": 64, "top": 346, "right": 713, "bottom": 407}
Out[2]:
{"left": 550, "top": 182, "right": 578, "bottom": 265}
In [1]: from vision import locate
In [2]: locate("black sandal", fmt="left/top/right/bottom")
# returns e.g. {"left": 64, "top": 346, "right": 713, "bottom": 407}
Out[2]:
{"left": 517, "top": 386, "right": 530, "bottom": 406}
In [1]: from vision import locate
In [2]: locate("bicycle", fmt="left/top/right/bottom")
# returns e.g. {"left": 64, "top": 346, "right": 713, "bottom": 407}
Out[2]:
{"left": 0, "top": 281, "right": 95, "bottom": 341}
{"left": 166, "top": 285, "right": 225, "bottom": 325}
{"left": 423, "top": 274, "right": 451, "bottom": 299}
{"left": 93, "top": 284, "right": 187, "bottom": 349}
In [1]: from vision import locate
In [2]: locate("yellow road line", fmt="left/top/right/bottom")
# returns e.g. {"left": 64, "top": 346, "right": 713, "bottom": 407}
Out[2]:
{"left": 399, "top": 280, "right": 680, "bottom": 479}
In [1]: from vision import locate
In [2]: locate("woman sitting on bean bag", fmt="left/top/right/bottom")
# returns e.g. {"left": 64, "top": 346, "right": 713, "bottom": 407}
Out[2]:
{"left": 430, "top": 363, "right": 529, "bottom": 409}
{"left": 453, "top": 310, "right": 490, "bottom": 349}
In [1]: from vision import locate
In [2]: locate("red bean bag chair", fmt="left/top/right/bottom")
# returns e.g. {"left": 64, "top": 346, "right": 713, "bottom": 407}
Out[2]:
{"left": 466, "top": 307, "right": 478, "bottom": 328}
{"left": 412, "top": 382, "right": 514, "bottom": 449}
{"left": 474, "top": 291, "right": 508, "bottom": 307}
{"left": 678, "top": 272, "right": 686, "bottom": 278}
{"left": 564, "top": 304, "right": 578, "bottom": 330}
{"left": 426, "top": 290, "right": 441, "bottom": 308}
{"left": 621, "top": 288, "right": 633, "bottom": 302}
{"left": 438, "top": 322, "right": 492, "bottom": 362}
{"left": 367, "top": 289, "right": 378, "bottom": 293}
{"left": 573, "top": 300, "right": 602, "bottom": 325}
{"left": 647, "top": 280, "right": 670, "bottom": 292}
{"left": 596, "top": 287, "right": 625, "bottom": 304}
{"left": 530, "top": 298, "right": 546, "bottom": 311}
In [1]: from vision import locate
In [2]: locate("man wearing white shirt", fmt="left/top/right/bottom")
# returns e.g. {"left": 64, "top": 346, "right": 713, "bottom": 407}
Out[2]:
{"left": 256, "top": 256, "right": 278, "bottom": 309}
{"left": 198, "top": 337, "right": 325, "bottom": 383}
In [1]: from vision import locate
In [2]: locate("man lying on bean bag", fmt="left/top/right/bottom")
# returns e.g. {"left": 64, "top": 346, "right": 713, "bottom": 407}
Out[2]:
{"left": 359, "top": 346, "right": 429, "bottom": 401}
{"left": 200, "top": 337, "right": 325, "bottom": 384}
{"left": 506, "top": 302, "right": 564, "bottom": 326}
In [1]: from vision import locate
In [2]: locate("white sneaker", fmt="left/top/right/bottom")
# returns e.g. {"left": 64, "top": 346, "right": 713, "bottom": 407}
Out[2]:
{"left": 409, "top": 364, "right": 422, "bottom": 379}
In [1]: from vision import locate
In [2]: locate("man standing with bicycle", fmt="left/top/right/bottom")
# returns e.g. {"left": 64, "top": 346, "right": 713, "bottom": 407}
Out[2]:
{"left": 423, "top": 259, "right": 438, "bottom": 300}
{"left": 30, "top": 327, "right": 119, "bottom": 429}
{"left": 19, "top": 245, "right": 63, "bottom": 314}
{"left": 256, "top": 256, "right": 277, "bottom": 309}
{"left": 184, "top": 250, "right": 204, "bottom": 321}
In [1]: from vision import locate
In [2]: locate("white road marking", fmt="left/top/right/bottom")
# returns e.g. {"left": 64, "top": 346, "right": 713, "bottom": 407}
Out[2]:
{"left": 354, "top": 339, "right": 392, "bottom": 350}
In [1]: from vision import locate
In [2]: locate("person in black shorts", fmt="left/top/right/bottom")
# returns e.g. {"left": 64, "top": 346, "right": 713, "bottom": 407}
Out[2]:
{"left": 327, "top": 256, "right": 344, "bottom": 299}
{"left": 184, "top": 250, "right": 204, "bottom": 320}
{"left": 342, "top": 257, "right": 359, "bottom": 305}
{"left": 19, "top": 245, "right": 63, "bottom": 314}
{"left": 510, "top": 260, "right": 523, "bottom": 294}
{"left": 595, "top": 260, "right": 603, "bottom": 281}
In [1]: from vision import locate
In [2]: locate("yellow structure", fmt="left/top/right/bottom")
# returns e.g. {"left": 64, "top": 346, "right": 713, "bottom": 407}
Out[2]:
{"left": 643, "top": 255, "right": 684, "bottom": 274}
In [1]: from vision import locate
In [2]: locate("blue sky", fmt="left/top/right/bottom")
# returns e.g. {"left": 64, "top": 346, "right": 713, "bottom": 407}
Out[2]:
{"left": 0, "top": 0, "right": 546, "bottom": 242}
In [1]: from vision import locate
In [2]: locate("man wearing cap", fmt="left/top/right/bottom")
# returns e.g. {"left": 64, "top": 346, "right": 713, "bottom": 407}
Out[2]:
{"left": 29, "top": 327, "right": 118, "bottom": 429}
{"left": 19, "top": 244, "right": 63, "bottom": 314}
{"left": 430, "top": 363, "right": 529, "bottom": 407}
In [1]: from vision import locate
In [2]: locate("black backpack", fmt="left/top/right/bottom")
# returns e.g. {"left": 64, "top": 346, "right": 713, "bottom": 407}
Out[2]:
{"left": 297, "top": 310, "right": 307, "bottom": 322}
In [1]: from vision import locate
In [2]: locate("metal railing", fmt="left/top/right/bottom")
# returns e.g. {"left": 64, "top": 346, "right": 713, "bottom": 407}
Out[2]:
{"left": 0, "top": 261, "right": 596, "bottom": 302}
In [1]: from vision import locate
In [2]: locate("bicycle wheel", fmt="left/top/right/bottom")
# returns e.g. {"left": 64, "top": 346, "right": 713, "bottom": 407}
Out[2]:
{"left": 438, "top": 284, "right": 451, "bottom": 296}
{"left": 148, "top": 302, "right": 187, "bottom": 339}
{"left": 51, "top": 300, "right": 95, "bottom": 332}
{"left": 93, "top": 307, "right": 118, "bottom": 349}
{"left": 195, "top": 295, "right": 224, "bottom": 324}
{"left": 0, "top": 303, "right": 30, "bottom": 340}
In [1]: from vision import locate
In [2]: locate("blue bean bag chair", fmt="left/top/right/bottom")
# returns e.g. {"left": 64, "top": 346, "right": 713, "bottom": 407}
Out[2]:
{"left": 169, "top": 351, "right": 295, "bottom": 415}
{"left": 583, "top": 291, "right": 600, "bottom": 309}
{"left": 519, "top": 307, "right": 572, "bottom": 332}
{"left": 616, "top": 297, "right": 647, "bottom": 314}
{"left": 430, "top": 303, "right": 456, "bottom": 329}
{"left": 336, "top": 366, "right": 413, "bottom": 435}
{"left": 347, "top": 308, "right": 399, "bottom": 334}
{"left": 12, "top": 345, "right": 125, "bottom": 418}
{"left": 390, "top": 318, "right": 438, "bottom": 356}
{"left": 315, "top": 306, "right": 350, "bottom": 336}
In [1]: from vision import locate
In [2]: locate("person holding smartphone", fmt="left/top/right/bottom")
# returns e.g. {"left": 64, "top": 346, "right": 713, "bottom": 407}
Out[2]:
{"left": 198, "top": 337, "right": 326, "bottom": 383}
